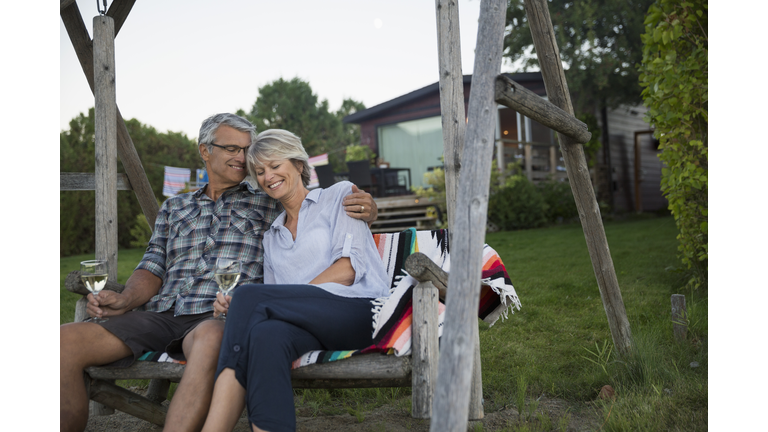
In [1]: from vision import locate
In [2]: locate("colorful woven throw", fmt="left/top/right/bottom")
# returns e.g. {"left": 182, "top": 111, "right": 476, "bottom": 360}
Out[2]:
{"left": 291, "top": 228, "right": 520, "bottom": 369}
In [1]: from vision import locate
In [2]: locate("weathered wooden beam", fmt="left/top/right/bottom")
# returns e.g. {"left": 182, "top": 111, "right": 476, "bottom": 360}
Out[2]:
{"left": 290, "top": 353, "right": 411, "bottom": 380}
{"left": 494, "top": 74, "right": 592, "bottom": 144}
{"left": 60, "top": 172, "right": 132, "bottom": 191}
{"left": 87, "top": 363, "right": 185, "bottom": 382}
{"left": 435, "top": 0, "right": 466, "bottom": 236}
{"left": 61, "top": 2, "right": 160, "bottom": 230}
{"left": 411, "top": 281, "right": 440, "bottom": 419}
{"left": 405, "top": 253, "right": 448, "bottom": 301}
{"left": 89, "top": 379, "right": 167, "bottom": 426}
{"left": 523, "top": 0, "right": 632, "bottom": 355}
{"left": 106, "top": 0, "right": 137, "bottom": 36}
{"left": 94, "top": 15, "right": 119, "bottom": 281}
{"left": 60, "top": 0, "right": 76, "bottom": 11}
{"left": 430, "top": 0, "right": 507, "bottom": 430}
{"left": 671, "top": 294, "right": 687, "bottom": 342}
{"left": 145, "top": 378, "right": 171, "bottom": 404}
{"left": 86, "top": 352, "right": 412, "bottom": 388}
{"left": 291, "top": 377, "right": 411, "bottom": 389}
{"left": 468, "top": 326, "right": 484, "bottom": 420}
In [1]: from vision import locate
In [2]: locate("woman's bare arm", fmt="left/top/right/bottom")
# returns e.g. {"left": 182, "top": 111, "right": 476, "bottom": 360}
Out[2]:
{"left": 308, "top": 257, "right": 355, "bottom": 286}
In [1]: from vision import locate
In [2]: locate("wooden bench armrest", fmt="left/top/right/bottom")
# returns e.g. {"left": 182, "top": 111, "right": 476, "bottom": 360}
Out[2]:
{"left": 404, "top": 252, "right": 448, "bottom": 301}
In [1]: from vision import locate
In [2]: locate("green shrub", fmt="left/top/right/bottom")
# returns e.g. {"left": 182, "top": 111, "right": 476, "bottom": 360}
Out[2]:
{"left": 639, "top": 0, "right": 708, "bottom": 287}
{"left": 488, "top": 175, "right": 547, "bottom": 231}
{"left": 421, "top": 161, "right": 577, "bottom": 231}
{"left": 538, "top": 178, "right": 578, "bottom": 223}
{"left": 344, "top": 144, "right": 373, "bottom": 163}
{"left": 129, "top": 213, "right": 152, "bottom": 249}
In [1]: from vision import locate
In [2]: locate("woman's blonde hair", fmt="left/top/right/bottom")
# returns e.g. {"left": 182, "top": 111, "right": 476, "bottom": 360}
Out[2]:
{"left": 246, "top": 129, "right": 311, "bottom": 187}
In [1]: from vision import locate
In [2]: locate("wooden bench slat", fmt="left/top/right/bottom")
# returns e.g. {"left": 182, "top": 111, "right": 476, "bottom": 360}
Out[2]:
{"left": 89, "top": 379, "right": 167, "bottom": 426}
{"left": 86, "top": 353, "right": 411, "bottom": 384}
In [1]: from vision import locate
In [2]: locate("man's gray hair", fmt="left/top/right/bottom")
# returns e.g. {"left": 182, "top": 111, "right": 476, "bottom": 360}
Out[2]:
{"left": 197, "top": 113, "right": 257, "bottom": 164}
{"left": 247, "top": 129, "right": 311, "bottom": 188}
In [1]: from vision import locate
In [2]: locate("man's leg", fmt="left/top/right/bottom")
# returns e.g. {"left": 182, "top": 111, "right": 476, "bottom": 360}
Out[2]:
{"left": 60, "top": 322, "right": 133, "bottom": 432}
{"left": 163, "top": 319, "right": 224, "bottom": 432}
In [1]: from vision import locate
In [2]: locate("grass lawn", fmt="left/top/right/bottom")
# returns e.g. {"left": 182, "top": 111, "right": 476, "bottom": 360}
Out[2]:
{"left": 479, "top": 214, "right": 707, "bottom": 430}
{"left": 59, "top": 214, "right": 707, "bottom": 430}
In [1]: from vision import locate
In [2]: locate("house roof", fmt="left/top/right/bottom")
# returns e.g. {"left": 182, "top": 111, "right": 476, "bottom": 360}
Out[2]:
{"left": 343, "top": 72, "right": 545, "bottom": 124}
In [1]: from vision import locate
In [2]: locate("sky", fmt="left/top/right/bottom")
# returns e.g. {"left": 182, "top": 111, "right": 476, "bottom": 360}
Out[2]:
{"left": 60, "top": 0, "right": 495, "bottom": 139}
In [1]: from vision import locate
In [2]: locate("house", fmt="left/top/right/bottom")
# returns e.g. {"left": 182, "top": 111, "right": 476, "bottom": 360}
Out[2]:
{"left": 343, "top": 72, "right": 667, "bottom": 213}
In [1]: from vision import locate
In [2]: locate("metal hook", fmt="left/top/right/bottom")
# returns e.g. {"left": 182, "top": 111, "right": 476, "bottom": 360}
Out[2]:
{"left": 97, "top": 0, "right": 107, "bottom": 15}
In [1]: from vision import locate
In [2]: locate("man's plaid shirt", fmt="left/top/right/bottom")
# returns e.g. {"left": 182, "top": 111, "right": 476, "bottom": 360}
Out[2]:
{"left": 136, "top": 181, "right": 282, "bottom": 316}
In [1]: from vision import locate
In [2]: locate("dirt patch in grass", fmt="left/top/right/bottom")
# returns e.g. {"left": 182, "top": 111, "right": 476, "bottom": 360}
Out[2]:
{"left": 84, "top": 394, "right": 602, "bottom": 431}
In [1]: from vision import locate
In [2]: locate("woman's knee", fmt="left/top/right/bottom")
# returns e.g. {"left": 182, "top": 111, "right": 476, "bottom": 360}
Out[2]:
{"left": 247, "top": 320, "right": 320, "bottom": 361}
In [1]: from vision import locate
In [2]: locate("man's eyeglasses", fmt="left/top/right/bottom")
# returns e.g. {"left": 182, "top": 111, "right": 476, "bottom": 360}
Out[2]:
{"left": 210, "top": 143, "right": 250, "bottom": 156}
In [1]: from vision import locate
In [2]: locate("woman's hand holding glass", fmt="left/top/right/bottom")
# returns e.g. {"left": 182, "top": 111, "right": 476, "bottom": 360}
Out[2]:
{"left": 213, "top": 291, "right": 232, "bottom": 319}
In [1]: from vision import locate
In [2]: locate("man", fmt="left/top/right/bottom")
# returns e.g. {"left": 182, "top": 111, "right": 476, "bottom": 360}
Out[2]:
{"left": 60, "top": 113, "right": 378, "bottom": 432}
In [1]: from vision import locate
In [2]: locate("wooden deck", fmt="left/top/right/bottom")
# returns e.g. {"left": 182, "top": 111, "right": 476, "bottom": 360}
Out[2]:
{"left": 370, "top": 195, "right": 444, "bottom": 233}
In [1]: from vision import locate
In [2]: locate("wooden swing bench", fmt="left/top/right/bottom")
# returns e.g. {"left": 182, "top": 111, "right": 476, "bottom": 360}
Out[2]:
{"left": 66, "top": 247, "right": 486, "bottom": 426}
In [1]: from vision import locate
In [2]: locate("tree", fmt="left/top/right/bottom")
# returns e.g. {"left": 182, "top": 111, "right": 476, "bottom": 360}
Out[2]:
{"left": 504, "top": 0, "right": 654, "bottom": 206}
{"left": 60, "top": 109, "right": 200, "bottom": 256}
{"left": 504, "top": 0, "right": 653, "bottom": 113}
{"left": 336, "top": 98, "right": 367, "bottom": 152}
{"left": 240, "top": 78, "right": 365, "bottom": 171}
{"left": 638, "top": 0, "right": 707, "bottom": 287}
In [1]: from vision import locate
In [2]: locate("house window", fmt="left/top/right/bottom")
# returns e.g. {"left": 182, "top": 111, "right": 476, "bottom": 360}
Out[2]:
{"left": 377, "top": 116, "right": 444, "bottom": 189}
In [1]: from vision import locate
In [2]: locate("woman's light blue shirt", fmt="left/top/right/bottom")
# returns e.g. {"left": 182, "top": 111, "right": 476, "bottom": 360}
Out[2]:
{"left": 263, "top": 181, "right": 391, "bottom": 299}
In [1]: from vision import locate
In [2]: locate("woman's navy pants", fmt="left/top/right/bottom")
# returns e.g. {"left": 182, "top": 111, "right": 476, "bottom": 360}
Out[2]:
{"left": 216, "top": 284, "right": 375, "bottom": 432}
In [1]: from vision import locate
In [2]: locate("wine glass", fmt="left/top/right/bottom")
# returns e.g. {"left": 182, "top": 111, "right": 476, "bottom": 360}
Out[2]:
{"left": 214, "top": 258, "right": 241, "bottom": 321}
{"left": 80, "top": 260, "right": 109, "bottom": 323}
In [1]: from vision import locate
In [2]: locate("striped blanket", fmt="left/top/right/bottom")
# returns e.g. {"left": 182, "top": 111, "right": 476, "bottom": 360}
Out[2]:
{"left": 139, "top": 228, "right": 520, "bottom": 367}
{"left": 291, "top": 228, "right": 520, "bottom": 369}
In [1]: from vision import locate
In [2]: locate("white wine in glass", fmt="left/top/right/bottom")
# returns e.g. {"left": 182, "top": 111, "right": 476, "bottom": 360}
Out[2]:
{"left": 214, "top": 258, "right": 241, "bottom": 321}
{"left": 80, "top": 259, "right": 109, "bottom": 323}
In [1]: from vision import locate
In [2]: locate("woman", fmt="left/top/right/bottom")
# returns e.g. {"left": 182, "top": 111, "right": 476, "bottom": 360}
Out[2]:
{"left": 201, "top": 129, "right": 390, "bottom": 432}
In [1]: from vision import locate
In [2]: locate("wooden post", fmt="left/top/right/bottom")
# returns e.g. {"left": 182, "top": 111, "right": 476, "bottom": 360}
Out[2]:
{"left": 411, "top": 282, "right": 440, "bottom": 418}
{"left": 494, "top": 75, "right": 591, "bottom": 143}
{"left": 671, "top": 294, "right": 687, "bottom": 342}
{"left": 435, "top": 0, "right": 466, "bottom": 236}
{"left": 145, "top": 378, "right": 171, "bottom": 404}
{"left": 430, "top": 0, "right": 507, "bottom": 430}
{"left": 434, "top": 2, "right": 485, "bottom": 420}
{"left": 468, "top": 324, "right": 484, "bottom": 419}
{"left": 94, "top": 14, "right": 118, "bottom": 282}
{"left": 524, "top": 144, "right": 533, "bottom": 181}
{"left": 405, "top": 253, "right": 483, "bottom": 419}
{"left": 523, "top": 0, "right": 633, "bottom": 354}
{"left": 91, "top": 14, "right": 118, "bottom": 418}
